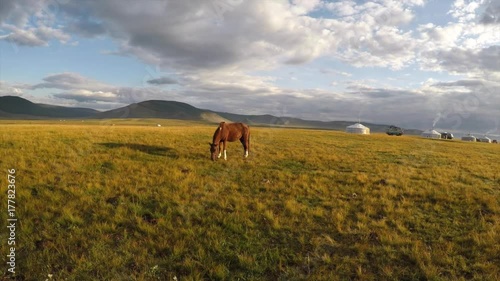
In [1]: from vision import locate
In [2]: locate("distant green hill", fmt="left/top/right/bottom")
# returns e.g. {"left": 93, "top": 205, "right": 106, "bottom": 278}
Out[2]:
{"left": 0, "top": 96, "right": 98, "bottom": 118}
{"left": 0, "top": 96, "right": 422, "bottom": 134}
{"left": 94, "top": 100, "right": 226, "bottom": 121}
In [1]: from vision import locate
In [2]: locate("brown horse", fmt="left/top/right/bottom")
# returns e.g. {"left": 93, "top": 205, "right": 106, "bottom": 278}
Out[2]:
{"left": 210, "top": 122, "right": 250, "bottom": 161}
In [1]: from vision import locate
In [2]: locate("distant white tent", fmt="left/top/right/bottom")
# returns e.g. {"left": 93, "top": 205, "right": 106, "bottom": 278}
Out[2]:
{"left": 421, "top": 129, "right": 441, "bottom": 139}
{"left": 479, "top": 136, "right": 491, "bottom": 143}
{"left": 461, "top": 134, "right": 476, "bottom": 142}
{"left": 346, "top": 123, "right": 370, "bottom": 134}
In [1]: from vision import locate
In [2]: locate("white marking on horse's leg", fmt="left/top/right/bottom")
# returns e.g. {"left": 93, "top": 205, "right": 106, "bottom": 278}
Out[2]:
{"left": 218, "top": 151, "right": 222, "bottom": 158}
{"left": 224, "top": 150, "right": 227, "bottom": 160}
{"left": 245, "top": 150, "right": 249, "bottom": 157}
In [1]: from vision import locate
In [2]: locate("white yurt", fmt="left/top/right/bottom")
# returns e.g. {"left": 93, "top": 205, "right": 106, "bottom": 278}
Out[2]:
{"left": 421, "top": 129, "right": 441, "bottom": 139}
{"left": 479, "top": 136, "right": 492, "bottom": 143}
{"left": 461, "top": 134, "right": 476, "bottom": 142}
{"left": 346, "top": 123, "right": 370, "bottom": 134}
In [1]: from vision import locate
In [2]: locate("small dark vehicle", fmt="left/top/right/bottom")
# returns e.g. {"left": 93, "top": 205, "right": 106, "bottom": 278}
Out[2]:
{"left": 386, "top": 125, "right": 404, "bottom": 136}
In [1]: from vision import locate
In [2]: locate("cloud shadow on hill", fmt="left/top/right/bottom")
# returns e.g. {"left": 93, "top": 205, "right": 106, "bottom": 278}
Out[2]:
{"left": 99, "top": 142, "right": 178, "bottom": 157}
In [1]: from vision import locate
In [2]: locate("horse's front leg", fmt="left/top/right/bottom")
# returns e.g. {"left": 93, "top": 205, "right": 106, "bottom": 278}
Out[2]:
{"left": 217, "top": 141, "right": 222, "bottom": 159}
{"left": 222, "top": 141, "right": 227, "bottom": 160}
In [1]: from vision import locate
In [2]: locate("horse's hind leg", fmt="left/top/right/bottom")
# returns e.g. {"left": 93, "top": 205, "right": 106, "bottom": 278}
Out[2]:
{"left": 240, "top": 136, "right": 249, "bottom": 158}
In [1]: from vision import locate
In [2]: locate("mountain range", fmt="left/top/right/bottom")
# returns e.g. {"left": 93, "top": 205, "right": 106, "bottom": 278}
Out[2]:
{"left": 0, "top": 96, "right": 422, "bottom": 134}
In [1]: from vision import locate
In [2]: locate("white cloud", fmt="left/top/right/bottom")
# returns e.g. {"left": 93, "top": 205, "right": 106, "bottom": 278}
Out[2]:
{"left": 449, "top": 0, "right": 483, "bottom": 22}
{"left": 33, "top": 72, "right": 113, "bottom": 91}
{"left": 291, "top": 0, "right": 322, "bottom": 15}
{"left": 29, "top": 0, "right": 421, "bottom": 72}
{"left": 0, "top": 81, "right": 26, "bottom": 96}
{"left": 147, "top": 77, "right": 178, "bottom": 85}
{"left": 320, "top": 69, "right": 352, "bottom": 77}
{"left": 324, "top": 1, "right": 358, "bottom": 17}
{"left": 416, "top": 1, "right": 499, "bottom": 77}
{"left": 0, "top": 24, "right": 71, "bottom": 47}
{"left": 54, "top": 90, "right": 117, "bottom": 102}
{"left": 0, "top": 0, "right": 73, "bottom": 46}
{"left": 1, "top": 0, "right": 496, "bottom": 75}
{"left": 0, "top": 25, "right": 47, "bottom": 46}
{"left": 3, "top": 0, "right": 482, "bottom": 73}
{"left": 481, "top": 0, "right": 500, "bottom": 24}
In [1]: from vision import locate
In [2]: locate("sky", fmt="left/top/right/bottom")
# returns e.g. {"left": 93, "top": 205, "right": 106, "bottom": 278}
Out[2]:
{"left": 0, "top": 0, "right": 499, "bottom": 134}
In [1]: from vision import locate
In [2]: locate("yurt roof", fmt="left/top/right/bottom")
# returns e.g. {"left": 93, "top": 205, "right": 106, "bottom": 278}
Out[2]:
{"left": 347, "top": 123, "right": 369, "bottom": 129}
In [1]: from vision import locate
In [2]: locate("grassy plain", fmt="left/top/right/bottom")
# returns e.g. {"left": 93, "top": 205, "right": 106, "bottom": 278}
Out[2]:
{"left": 0, "top": 119, "right": 499, "bottom": 280}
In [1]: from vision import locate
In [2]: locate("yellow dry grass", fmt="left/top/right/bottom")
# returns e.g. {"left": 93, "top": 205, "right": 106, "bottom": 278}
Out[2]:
{"left": 0, "top": 119, "right": 498, "bottom": 280}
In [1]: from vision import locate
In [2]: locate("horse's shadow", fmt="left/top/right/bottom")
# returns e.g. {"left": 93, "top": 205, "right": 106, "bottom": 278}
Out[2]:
{"left": 99, "top": 142, "right": 177, "bottom": 158}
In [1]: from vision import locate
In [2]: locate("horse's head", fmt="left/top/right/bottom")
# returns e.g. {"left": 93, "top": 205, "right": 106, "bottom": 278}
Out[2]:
{"left": 209, "top": 142, "right": 219, "bottom": 161}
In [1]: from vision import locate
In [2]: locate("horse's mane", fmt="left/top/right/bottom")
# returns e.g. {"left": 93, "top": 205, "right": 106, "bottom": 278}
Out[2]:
{"left": 212, "top": 122, "right": 226, "bottom": 144}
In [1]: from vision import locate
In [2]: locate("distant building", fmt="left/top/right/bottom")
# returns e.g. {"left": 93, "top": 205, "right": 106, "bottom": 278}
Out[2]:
{"left": 346, "top": 123, "right": 370, "bottom": 134}
{"left": 440, "top": 132, "right": 454, "bottom": 139}
{"left": 461, "top": 134, "right": 477, "bottom": 142}
{"left": 479, "top": 136, "right": 492, "bottom": 143}
{"left": 421, "top": 129, "right": 441, "bottom": 139}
